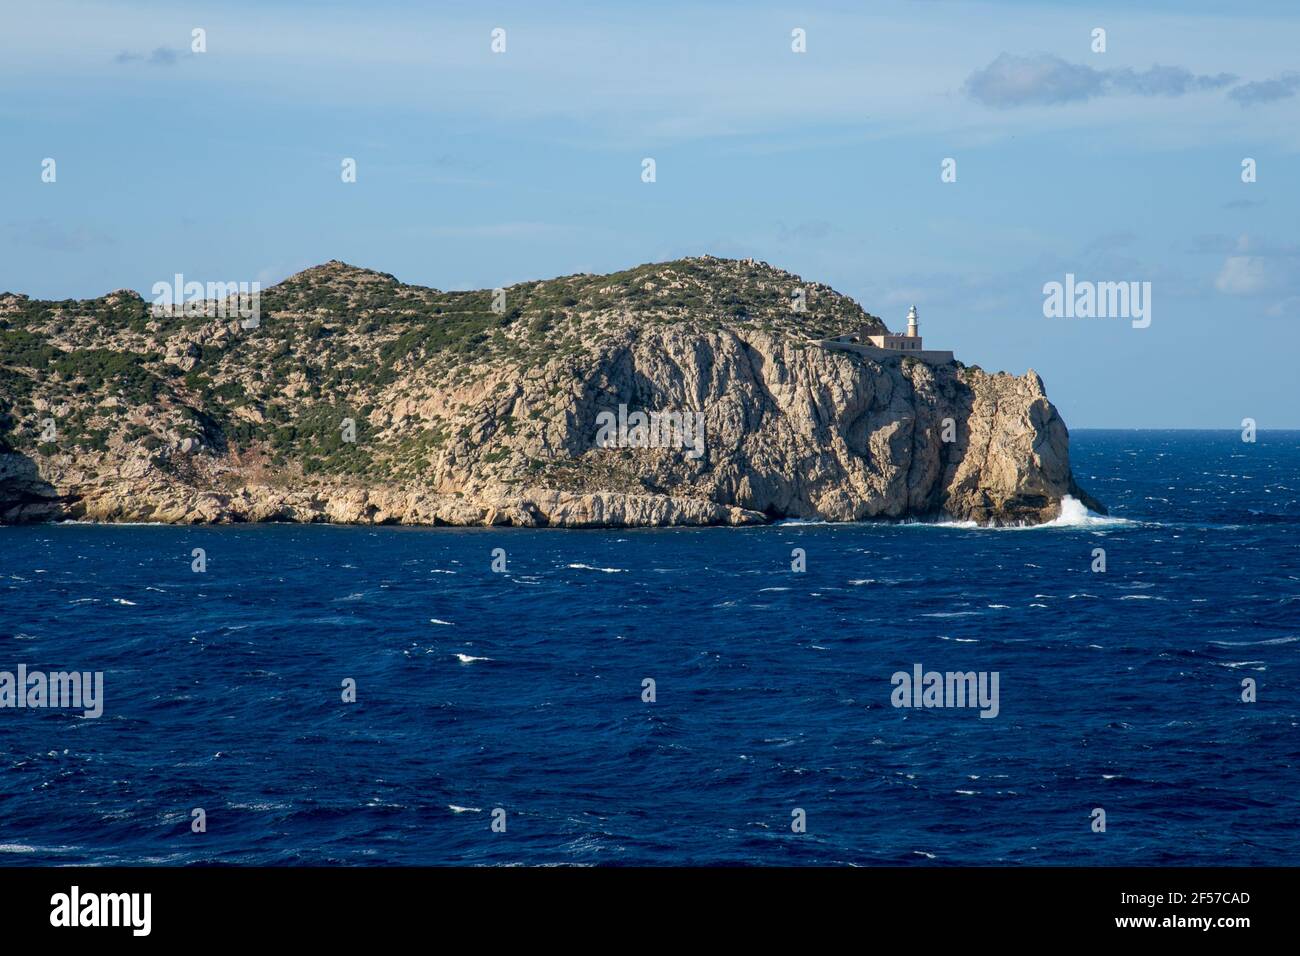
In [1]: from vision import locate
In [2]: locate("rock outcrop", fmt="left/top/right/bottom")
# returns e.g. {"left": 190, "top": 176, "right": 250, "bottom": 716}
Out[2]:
{"left": 0, "top": 257, "right": 1101, "bottom": 527}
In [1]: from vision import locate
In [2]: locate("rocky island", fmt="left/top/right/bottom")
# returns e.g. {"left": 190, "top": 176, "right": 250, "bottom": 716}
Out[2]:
{"left": 0, "top": 256, "right": 1101, "bottom": 527}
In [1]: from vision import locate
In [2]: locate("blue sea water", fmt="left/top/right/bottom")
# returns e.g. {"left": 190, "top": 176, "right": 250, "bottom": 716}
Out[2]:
{"left": 1, "top": 430, "right": 1297, "bottom": 866}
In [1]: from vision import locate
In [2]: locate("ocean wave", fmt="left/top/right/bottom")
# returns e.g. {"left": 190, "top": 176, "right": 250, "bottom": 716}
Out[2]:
{"left": 896, "top": 497, "right": 1136, "bottom": 530}
{"left": 1209, "top": 636, "right": 1298, "bottom": 646}
{"left": 1037, "top": 496, "right": 1134, "bottom": 529}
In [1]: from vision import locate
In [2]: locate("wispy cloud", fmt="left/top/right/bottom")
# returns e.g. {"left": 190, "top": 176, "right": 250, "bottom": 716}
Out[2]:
{"left": 408, "top": 222, "right": 581, "bottom": 240}
{"left": 775, "top": 220, "right": 837, "bottom": 244}
{"left": 1208, "top": 235, "right": 1300, "bottom": 304}
{"left": 966, "top": 53, "right": 1236, "bottom": 108}
{"left": 6, "top": 219, "right": 113, "bottom": 252}
{"left": 114, "top": 47, "right": 179, "bottom": 66}
{"left": 1228, "top": 72, "right": 1300, "bottom": 105}
{"left": 1082, "top": 232, "right": 1138, "bottom": 255}
{"left": 1215, "top": 256, "right": 1274, "bottom": 294}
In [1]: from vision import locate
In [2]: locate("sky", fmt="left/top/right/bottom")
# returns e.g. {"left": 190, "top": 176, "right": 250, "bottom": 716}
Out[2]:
{"left": 2, "top": 0, "right": 1298, "bottom": 427}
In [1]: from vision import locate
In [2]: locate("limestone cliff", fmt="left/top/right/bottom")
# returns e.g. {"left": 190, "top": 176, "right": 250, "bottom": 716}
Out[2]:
{"left": 0, "top": 257, "right": 1101, "bottom": 527}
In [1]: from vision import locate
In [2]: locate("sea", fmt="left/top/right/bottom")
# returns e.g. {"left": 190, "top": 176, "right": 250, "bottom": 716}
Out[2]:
{"left": 1, "top": 430, "right": 1297, "bottom": 866}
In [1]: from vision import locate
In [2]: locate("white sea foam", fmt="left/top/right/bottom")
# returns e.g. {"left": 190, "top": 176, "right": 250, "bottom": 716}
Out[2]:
{"left": 1210, "top": 636, "right": 1298, "bottom": 646}
{"left": 760, "top": 496, "right": 1136, "bottom": 531}
{"left": 454, "top": 653, "right": 491, "bottom": 663}
{"left": 904, "top": 518, "right": 980, "bottom": 529}
{"left": 915, "top": 495, "right": 1134, "bottom": 531}
{"left": 1037, "top": 495, "right": 1131, "bottom": 529}
{"left": 429, "top": 618, "right": 454, "bottom": 626}
{"left": 567, "top": 564, "right": 626, "bottom": 573}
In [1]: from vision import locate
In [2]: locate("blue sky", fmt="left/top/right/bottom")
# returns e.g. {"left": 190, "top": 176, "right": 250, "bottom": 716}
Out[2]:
{"left": 2, "top": 0, "right": 1298, "bottom": 426}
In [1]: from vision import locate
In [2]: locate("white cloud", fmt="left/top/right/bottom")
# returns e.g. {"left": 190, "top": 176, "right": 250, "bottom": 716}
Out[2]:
{"left": 1216, "top": 255, "right": 1274, "bottom": 295}
{"left": 5, "top": 1, "right": 1299, "bottom": 148}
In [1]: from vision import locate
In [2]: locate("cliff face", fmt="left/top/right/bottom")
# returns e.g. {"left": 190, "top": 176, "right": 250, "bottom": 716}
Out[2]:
{"left": 0, "top": 257, "right": 1101, "bottom": 527}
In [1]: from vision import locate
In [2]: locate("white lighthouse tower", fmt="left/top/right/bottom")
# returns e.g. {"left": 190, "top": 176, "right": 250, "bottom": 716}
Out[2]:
{"left": 906, "top": 305, "right": 919, "bottom": 338}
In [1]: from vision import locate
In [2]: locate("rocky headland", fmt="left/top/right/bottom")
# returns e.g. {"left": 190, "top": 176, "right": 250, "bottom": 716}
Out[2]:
{"left": 0, "top": 256, "right": 1101, "bottom": 527}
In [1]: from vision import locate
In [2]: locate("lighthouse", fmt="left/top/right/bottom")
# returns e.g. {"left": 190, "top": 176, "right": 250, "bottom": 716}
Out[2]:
{"left": 827, "top": 302, "right": 953, "bottom": 363}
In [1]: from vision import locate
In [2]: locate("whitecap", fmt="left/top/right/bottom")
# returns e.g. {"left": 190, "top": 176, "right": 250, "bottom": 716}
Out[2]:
{"left": 1210, "top": 636, "right": 1298, "bottom": 646}
{"left": 455, "top": 653, "right": 491, "bottom": 663}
